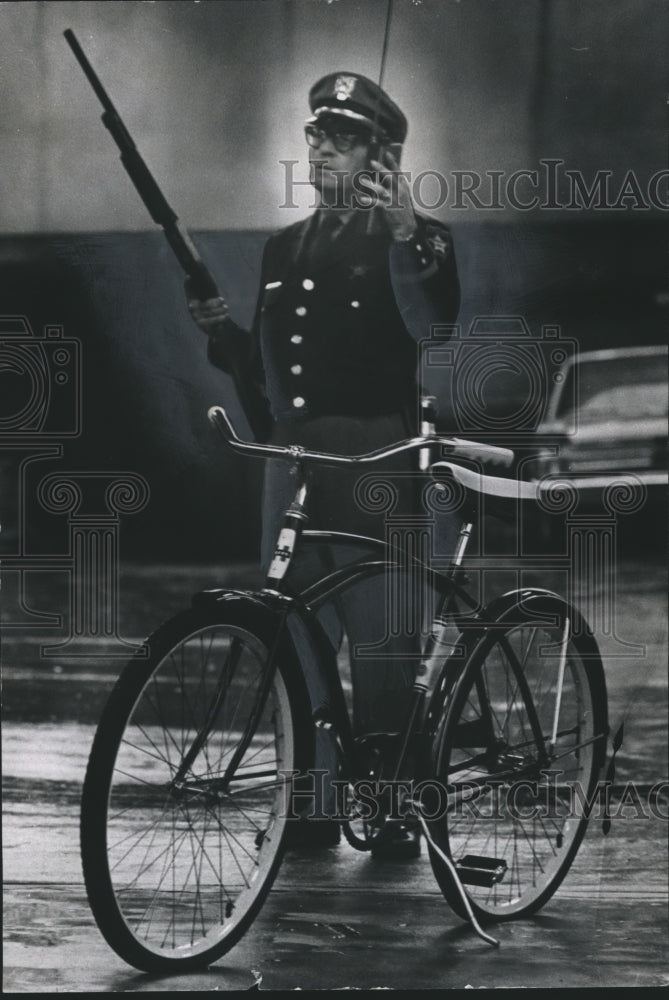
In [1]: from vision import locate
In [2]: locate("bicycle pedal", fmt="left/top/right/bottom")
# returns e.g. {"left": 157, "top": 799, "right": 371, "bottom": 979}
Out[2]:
{"left": 456, "top": 854, "right": 507, "bottom": 887}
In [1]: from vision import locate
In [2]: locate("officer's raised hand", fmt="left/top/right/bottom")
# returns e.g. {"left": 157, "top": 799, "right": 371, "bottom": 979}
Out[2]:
{"left": 185, "top": 277, "right": 229, "bottom": 338}
{"left": 365, "top": 147, "right": 417, "bottom": 243}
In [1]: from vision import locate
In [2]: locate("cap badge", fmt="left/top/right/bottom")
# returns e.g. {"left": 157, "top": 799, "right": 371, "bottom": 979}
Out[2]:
{"left": 334, "top": 75, "right": 357, "bottom": 101}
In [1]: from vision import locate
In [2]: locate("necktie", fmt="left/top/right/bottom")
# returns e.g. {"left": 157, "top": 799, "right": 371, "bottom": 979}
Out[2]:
{"left": 308, "top": 211, "right": 346, "bottom": 268}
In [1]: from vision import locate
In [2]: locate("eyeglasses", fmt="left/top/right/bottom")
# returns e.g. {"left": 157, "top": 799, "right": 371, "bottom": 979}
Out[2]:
{"left": 304, "top": 122, "right": 369, "bottom": 154}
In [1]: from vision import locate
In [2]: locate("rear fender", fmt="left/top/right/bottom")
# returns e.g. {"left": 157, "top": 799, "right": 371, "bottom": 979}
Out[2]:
{"left": 424, "top": 587, "right": 608, "bottom": 769}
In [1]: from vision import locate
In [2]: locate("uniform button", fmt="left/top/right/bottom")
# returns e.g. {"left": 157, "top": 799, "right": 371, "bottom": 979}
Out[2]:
{"left": 351, "top": 300, "right": 360, "bottom": 309}
{"left": 292, "top": 396, "right": 306, "bottom": 408}
{"left": 295, "top": 306, "right": 307, "bottom": 316}
{"left": 302, "top": 279, "right": 314, "bottom": 290}
{"left": 291, "top": 364, "right": 303, "bottom": 375}
{"left": 291, "top": 334, "right": 303, "bottom": 344}
{"left": 420, "top": 257, "right": 428, "bottom": 265}
{"left": 415, "top": 243, "right": 423, "bottom": 251}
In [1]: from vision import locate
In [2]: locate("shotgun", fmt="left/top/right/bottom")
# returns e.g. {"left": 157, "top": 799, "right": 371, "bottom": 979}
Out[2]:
{"left": 64, "top": 28, "right": 271, "bottom": 441}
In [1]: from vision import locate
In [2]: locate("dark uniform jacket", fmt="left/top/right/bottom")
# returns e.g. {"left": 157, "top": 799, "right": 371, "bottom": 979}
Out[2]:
{"left": 208, "top": 207, "right": 460, "bottom": 546}
{"left": 208, "top": 207, "right": 460, "bottom": 429}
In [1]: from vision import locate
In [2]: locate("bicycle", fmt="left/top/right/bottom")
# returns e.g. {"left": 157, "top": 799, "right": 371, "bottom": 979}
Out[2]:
{"left": 80, "top": 404, "right": 609, "bottom": 972}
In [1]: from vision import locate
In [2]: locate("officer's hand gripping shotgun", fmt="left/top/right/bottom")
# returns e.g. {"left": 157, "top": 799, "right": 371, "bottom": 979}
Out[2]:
{"left": 64, "top": 28, "right": 270, "bottom": 441}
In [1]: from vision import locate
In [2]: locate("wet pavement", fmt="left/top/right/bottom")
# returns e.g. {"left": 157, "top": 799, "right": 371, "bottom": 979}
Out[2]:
{"left": 2, "top": 557, "right": 668, "bottom": 991}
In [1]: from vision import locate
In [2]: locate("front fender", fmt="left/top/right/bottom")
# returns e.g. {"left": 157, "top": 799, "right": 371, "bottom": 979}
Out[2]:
{"left": 191, "top": 586, "right": 312, "bottom": 700}
{"left": 193, "top": 587, "right": 351, "bottom": 751}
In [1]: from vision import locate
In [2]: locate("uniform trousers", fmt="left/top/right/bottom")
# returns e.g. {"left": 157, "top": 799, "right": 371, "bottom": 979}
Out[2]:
{"left": 260, "top": 413, "right": 462, "bottom": 815}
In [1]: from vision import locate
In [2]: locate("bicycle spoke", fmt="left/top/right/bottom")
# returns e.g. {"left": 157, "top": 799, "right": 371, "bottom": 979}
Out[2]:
{"left": 427, "top": 601, "right": 603, "bottom": 921}
{"left": 82, "top": 611, "right": 301, "bottom": 969}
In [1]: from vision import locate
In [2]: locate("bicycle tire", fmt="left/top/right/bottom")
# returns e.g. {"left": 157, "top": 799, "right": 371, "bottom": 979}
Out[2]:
{"left": 80, "top": 599, "right": 313, "bottom": 972}
{"left": 423, "top": 591, "right": 607, "bottom": 922}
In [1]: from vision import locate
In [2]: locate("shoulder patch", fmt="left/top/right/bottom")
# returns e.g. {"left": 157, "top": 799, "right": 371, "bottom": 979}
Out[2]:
{"left": 424, "top": 223, "right": 451, "bottom": 259}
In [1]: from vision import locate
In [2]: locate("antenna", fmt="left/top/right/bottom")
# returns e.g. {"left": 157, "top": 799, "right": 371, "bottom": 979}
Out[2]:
{"left": 366, "top": 0, "right": 395, "bottom": 233}
{"left": 370, "top": 0, "right": 394, "bottom": 141}
{"left": 378, "top": 0, "right": 394, "bottom": 92}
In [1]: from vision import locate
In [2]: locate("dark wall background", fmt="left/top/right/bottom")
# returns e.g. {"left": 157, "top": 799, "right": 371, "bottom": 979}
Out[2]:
{"left": 1, "top": 219, "right": 665, "bottom": 559}
{"left": 0, "top": 1, "right": 667, "bottom": 561}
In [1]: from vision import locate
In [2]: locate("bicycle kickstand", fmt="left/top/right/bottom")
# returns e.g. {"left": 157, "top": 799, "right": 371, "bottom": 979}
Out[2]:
{"left": 415, "top": 813, "right": 500, "bottom": 948}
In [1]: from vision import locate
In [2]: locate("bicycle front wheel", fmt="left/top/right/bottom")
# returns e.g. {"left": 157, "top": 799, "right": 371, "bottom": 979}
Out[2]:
{"left": 425, "top": 592, "right": 607, "bottom": 922}
{"left": 81, "top": 601, "right": 311, "bottom": 972}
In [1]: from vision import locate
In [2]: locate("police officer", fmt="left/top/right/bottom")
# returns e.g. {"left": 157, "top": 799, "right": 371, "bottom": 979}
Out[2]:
{"left": 188, "top": 72, "right": 460, "bottom": 857}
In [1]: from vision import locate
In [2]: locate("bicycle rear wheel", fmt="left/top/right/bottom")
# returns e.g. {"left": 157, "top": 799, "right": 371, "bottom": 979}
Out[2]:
{"left": 81, "top": 601, "right": 311, "bottom": 972}
{"left": 424, "top": 592, "right": 607, "bottom": 922}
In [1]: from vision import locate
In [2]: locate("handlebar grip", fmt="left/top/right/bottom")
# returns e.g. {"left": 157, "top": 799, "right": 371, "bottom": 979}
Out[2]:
{"left": 445, "top": 438, "right": 515, "bottom": 468}
{"left": 208, "top": 405, "right": 235, "bottom": 438}
{"left": 208, "top": 405, "right": 284, "bottom": 459}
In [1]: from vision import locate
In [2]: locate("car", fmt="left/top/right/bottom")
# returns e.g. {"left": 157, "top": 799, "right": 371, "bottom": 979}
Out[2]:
{"left": 528, "top": 344, "right": 667, "bottom": 526}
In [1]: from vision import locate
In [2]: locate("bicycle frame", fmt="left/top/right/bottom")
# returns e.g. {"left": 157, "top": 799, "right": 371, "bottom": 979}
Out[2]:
{"left": 202, "top": 406, "right": 608, "bottom": 947}
{"left": 256, "top": 453, "right": 474, "bottom": 763}
{"left": 263, "top": 463, "right": 504, "bottom": 942}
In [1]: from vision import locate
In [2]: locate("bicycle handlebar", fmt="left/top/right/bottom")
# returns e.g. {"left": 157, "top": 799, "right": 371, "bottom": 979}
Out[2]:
{"left": 208, "top": 406, "right": 515, "bottom": 469}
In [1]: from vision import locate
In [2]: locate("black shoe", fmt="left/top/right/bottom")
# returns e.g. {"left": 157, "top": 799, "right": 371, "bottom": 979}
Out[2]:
{"left": 370, "top": 822, "right": 421, "bottom": 861}
{"left": 283, "top": 819, "right": 341, "bottom": 850}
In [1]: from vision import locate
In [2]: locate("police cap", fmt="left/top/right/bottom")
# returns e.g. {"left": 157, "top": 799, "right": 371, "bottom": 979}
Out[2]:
{"left": 308, "top": 73, "right": 408, "bottom": 144}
